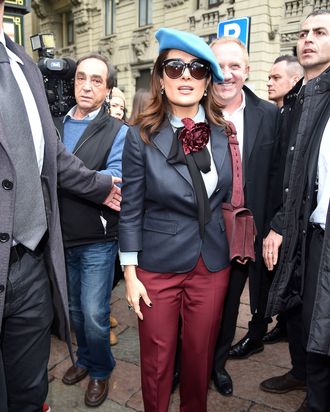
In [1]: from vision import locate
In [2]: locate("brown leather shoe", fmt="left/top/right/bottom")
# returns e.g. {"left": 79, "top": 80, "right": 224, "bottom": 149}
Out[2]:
{"left": 62, "top": 365, "right": 88, "bottom": 385}
{"left": 85, "top": 378, "right": 109, "bottom": 407}
{"left": 110, "top": 330, "right": 118, "bottom": 346}
{"left": 260, "top": 372, "right": 306, "bottom": 394}
{"left": 110, "top": 315, "right": 118, "bottom": 328}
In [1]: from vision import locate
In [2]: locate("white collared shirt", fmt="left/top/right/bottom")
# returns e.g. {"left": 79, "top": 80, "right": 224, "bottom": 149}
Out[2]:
{"left": 0, "top": 32, "right": 45, "bottom": 173}
{"left": 64, "top": 105, "right": 101, "bottom": 121}
{"left": 310, "top": 117, "right": 330, "bottom": 230}
{"left": 169, "top": 105, "right": 218, "bottom": 197}
{"left": 222, "top": 90, "right": 246, "bottom": 157}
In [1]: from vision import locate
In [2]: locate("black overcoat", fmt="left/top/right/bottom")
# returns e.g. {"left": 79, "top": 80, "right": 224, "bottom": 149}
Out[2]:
{"left": 241, "top": 86, "right": 279, "bottom": 313}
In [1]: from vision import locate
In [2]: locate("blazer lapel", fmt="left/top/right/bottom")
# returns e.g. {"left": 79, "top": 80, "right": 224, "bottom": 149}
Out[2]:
{"left": 152, "top": 120, "right": 193, "bottom": 187}
{"left": 8, "top": 39, "right": 55, "bottom": 145}
{"left": 153, "top": 120, "right": 228, "bottom": 189}
{"left": 210, "top": 123, "right": 228, "bottom": 190}
{"left": 243, "top": 94, "right": 262, "bottom": 172}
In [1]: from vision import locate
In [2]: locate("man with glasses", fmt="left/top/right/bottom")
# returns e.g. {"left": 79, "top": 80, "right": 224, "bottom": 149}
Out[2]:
{"left": 56, "top": 54, "right": 128, "bottom": 407}
{"left": 210, "top": 37, "right": 279, "bottom": 396}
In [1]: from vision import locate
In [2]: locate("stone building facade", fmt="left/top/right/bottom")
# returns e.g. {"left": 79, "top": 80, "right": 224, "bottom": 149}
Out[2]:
{"left": 24, "top": 0, "right": 329, "bottom": 113}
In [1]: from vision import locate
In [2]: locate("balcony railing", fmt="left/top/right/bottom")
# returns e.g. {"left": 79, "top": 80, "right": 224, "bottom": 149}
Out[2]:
{"left": 284, "top": 0, "right": 303, "bottom": 17}
{"left": 312, "top": 0, "right": 330, "bottom": 9}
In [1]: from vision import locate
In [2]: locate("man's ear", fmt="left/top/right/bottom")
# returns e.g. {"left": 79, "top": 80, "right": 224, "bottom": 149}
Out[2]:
{"left": 244, "top": 65, "right": 250, "bottom": 81}
{"left": 291, "top": 75, "right": 300, "bottom": 87}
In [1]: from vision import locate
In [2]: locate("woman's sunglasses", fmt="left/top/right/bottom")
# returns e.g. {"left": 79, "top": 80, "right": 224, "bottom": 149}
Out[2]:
{"left": 162, "top": 58, "right": 210, "bottom": 80}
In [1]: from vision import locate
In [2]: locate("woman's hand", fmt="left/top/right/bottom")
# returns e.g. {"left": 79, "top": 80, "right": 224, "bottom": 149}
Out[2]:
{"left": 124, "top": 265, "right": 152, "bottom": 320}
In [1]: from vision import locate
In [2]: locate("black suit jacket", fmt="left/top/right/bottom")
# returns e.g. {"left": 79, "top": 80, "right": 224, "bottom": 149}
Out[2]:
{"left": 241, "top": 85, "right": 279, "bottom": 312}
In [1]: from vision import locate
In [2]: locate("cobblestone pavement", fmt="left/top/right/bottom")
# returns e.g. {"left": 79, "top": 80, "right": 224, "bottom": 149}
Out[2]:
{"left": 46, "top": 281, "right": 306, "bottom": 411}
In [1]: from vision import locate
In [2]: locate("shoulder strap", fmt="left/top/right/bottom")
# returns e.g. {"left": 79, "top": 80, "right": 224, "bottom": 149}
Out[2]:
{"left": 225, "top": 121, "right": 244, "bottom": 208}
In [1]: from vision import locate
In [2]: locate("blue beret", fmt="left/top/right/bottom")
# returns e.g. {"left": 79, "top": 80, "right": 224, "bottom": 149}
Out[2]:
{"left": 155, "top": 28, "right": 223, "bottom": 83}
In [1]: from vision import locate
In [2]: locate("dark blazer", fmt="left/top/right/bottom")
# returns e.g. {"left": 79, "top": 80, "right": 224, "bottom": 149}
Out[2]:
{"left": 241, "top": 86, "right": 279, "bottom": 312}
{"left": 119, "top": 118, "right": 232, "bottom": 273}
{"left": 0, "top": 35, "right": 112, "bottom": 341}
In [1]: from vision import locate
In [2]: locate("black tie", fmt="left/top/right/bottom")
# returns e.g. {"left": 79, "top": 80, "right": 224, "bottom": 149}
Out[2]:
{"left": 0, "top": 42, "right": 47, "bottom": 250}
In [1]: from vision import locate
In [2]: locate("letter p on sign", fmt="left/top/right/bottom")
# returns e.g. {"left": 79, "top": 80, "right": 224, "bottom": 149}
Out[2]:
{"left": 217, "top": 17, "right": 251, "bottom": 50}
{"left": 224, "top": 22, "right": 241, "bottom": 37}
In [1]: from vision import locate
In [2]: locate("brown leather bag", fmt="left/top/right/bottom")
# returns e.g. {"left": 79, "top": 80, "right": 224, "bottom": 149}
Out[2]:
{"left": 221, "top": 121, "right": 257, "bottom": 262}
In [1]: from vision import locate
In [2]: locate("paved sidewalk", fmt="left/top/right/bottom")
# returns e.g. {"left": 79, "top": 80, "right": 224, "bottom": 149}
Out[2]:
{"left": 46, "top": 281, "right": 306, "bottom": 411}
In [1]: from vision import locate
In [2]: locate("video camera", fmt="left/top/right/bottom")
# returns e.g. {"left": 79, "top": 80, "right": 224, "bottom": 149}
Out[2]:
{"left": 30, "top": 33, "right": 76, "bottom": 117}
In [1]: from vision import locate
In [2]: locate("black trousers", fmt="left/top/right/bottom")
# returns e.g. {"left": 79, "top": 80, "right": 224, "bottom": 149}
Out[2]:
{"left": 0, "top": 250, "right": 53, "bottom": 412}
{"left": 284, "top": 304, "right": 306, "bottom": 381}
{"left": 213, "top": 262, "right": 269, "bottom": 371}
{"left": 303, "top": 227, "right": 330, "bottom": 412}
{"left": 274, "top": 312, "right": 287, "bottom": 333}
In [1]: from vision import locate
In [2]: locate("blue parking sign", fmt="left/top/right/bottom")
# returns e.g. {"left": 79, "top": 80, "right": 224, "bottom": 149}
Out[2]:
{"left": 217, "top": 17, "right": 251, "bottom": 50}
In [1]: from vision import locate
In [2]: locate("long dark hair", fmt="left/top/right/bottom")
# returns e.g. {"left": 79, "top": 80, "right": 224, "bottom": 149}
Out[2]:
{"left": 137, "top": 50, "right": 226, "bottom": 144}
{"left": 128, "top": 88, "right": 152, "bottom": 125}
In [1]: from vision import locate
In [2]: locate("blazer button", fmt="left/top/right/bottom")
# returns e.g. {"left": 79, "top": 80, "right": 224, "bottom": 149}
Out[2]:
{"left": 2, "top": 179, "right": 13, "bottom": 190}
{"left": 284, "top": 187, "right": 289, "bottom": 193}
{"left": 0, "top": 233, "right": 10, "bottom": 242}
{"left": 0, "top": 284, "right": 5, "bottom": 293}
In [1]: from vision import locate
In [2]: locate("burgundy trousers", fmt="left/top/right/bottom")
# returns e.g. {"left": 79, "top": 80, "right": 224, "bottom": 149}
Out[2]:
{"left": 137, "top": 257, "right": 230, "bottom": 412}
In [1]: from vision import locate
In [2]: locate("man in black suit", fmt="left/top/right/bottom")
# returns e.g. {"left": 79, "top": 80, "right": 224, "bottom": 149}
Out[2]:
{"left": 210, "top": 37, "right": 279, "bottom": 396}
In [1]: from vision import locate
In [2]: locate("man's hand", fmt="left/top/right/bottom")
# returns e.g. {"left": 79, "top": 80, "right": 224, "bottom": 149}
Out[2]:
{"left": 263, "top": 229, "right": 283, "bottom": 271}
{"left": 102, "top": 177, "right": 122, "bottom": 211}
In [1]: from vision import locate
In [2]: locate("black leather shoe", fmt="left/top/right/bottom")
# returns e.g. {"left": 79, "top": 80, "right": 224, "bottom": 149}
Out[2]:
{"left": 171, "top": 369, "right": 180, "bottom": 393}
{"left": 263, "top": 324, "right": 287, "bottom": 344}
{"left": 228, "top": 336, "right": 264, "bottom": 359}
{"left": 213, "top": 368, "right": 233, "bottom": 396}
{"left": 260, "top": 372, "right": 306, "bottom": 394}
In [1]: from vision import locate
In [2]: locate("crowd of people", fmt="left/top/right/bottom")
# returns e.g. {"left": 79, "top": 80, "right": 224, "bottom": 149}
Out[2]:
{"left": 0, "top": 0, "right": 329, "bottom": 410}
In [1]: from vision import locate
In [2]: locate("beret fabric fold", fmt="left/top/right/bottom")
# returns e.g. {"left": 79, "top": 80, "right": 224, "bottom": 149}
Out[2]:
{"left": 155, "top": 28, "right": 223, "bottom": 83}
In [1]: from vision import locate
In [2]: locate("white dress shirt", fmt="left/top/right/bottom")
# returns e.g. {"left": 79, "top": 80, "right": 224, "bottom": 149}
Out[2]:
{"left": 310, "top": 117, "right": 330, "bottom": 230}
{"left": 0, "top": 31, "right": 44, "bottom": 173}
{"left": 222, "top": 90, "right": 246, "bottom": 157}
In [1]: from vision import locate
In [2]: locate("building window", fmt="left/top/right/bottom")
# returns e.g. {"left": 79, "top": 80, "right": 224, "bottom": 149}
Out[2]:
{"left": 136, "top": 69, "right": 151, "bottom": 90}
{"left": 67, "top": 12, "right": 74, "bottom": 45}
{"left": 208, "top": 0, "right": 223, "bottom": 7}
{"left": 105, "top": 0, "right": 116, "bottom": 35}
{"left": 62, "top": 11, "right": 74, "bottom": 47}
{"left": 139, "top": 0, "right": 152, "bottom": 27}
